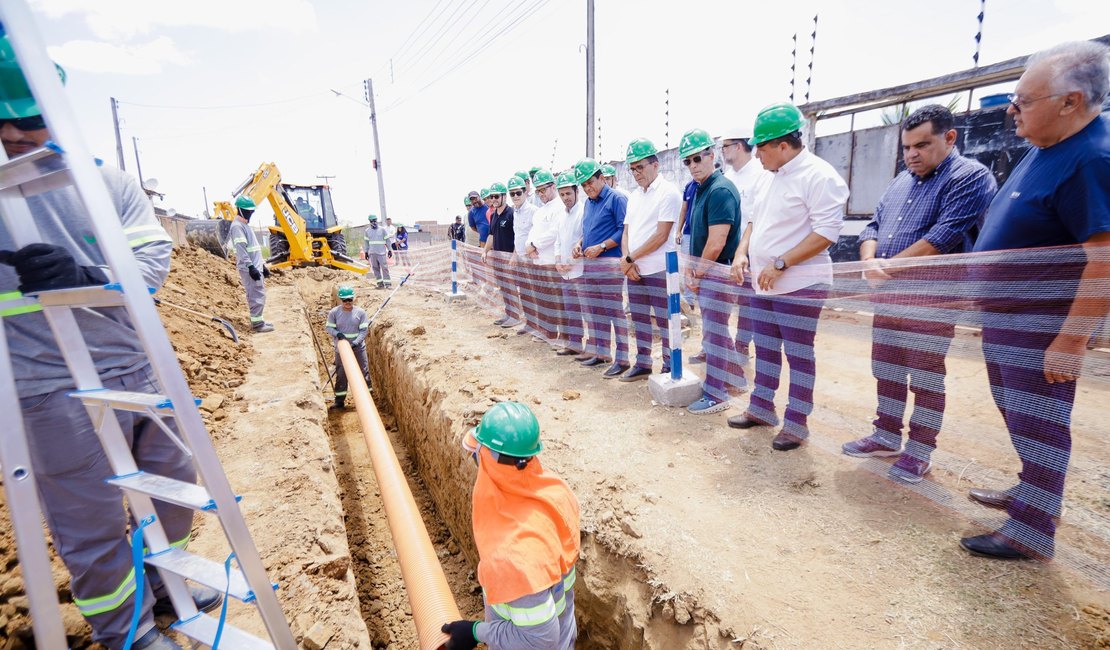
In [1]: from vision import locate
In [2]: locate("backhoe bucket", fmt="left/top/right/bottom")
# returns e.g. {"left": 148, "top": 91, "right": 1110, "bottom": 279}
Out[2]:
{"left": 185, "top": 219, "right": 232, "bottom": 258}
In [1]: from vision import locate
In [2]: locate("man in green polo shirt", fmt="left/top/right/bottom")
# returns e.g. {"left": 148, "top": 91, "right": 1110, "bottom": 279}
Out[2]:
{"left": 680, "top": 128, "right": 746, "bottom": 414}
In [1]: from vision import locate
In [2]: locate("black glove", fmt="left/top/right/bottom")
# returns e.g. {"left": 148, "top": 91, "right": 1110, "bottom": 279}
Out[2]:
{"left": 262, "top": 265, "right": 271, "bottom": 278}
{"left": 0, "top": 243, "right": 109, "bottom": 293}
{"left": 387, "top": 250, "right": 393, "bottom": 259}
{"left": 441, "top": 621, "right": 478, "bottom": 650}
{"left": 248, "top": 265, "right": 262, "bottom": 281}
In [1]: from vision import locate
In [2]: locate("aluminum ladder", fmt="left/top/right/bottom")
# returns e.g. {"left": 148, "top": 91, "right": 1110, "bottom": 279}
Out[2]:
{"left": 0, "top": 3, "right": 296, "bottom": 648}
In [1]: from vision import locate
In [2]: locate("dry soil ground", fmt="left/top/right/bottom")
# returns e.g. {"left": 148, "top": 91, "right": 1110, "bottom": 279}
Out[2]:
{"left": 361, "top": 267, "right": 1110, "bottom": 650}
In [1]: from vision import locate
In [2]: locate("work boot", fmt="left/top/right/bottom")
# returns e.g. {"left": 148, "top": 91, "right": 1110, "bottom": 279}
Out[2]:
{"left": 133, "top": 627, "right": 184, "bottom": 650}
{"left": 153, "top": 585, "right": 223, "bottom": 618}
{"left": 252, "top": 322, "right": 274, "bottom": 333}
{"left": 332, "top": 397, "right": 345, "bottom": 409}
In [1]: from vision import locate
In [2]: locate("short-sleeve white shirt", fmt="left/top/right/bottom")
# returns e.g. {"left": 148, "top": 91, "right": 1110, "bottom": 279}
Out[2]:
{"left": 624, "top": 175, "right": 680, "bottom": 276}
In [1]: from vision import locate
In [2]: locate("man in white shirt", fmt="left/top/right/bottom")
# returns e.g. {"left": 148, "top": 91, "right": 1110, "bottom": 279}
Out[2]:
{"left": 721, "top": 125, "right": 771, "bottom": 362}
{"left": 553, "top": 171, "right": 590, "bottom": 359}
{"left": 526, "top": 167, "right": 545, "bottom": 208}
{"left": 620, "top": 138, "right": 681, "bottom": 381}
{"left": 524, "top": 170, "right": 564, "bottom": 345}
{"left": 384, "top": 217, "right": 398, "bottom": 250}
{"left": 731, "top": 103, "right": 848, "bottom": 451}
{"left": 508, "top": 174, "right": 543, "bottom": 338}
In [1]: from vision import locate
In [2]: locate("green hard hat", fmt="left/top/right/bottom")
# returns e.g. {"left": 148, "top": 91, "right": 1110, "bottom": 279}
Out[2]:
{"left": 507, "top": 176, "right": 526, "bottom": 191}
{"left": 473, "top": 401, "right": 543, "bottom": 458}
{"left": 528, "top": 166, "right": 542, "bottom": 178}
{"left": 626, "top": 138, "right": 658, "bottom": 164}
{"left": 0, "top": 36, "right": 67, "bottom": 119}
{"left": 368, "top": 214, "right": 378, "bottom": 222}
{"left": 573, "top": 158, "right": 601, "bottom": 185}
{"left": 480, "top": 187, "right": 491, "bottom": 199}
{"left": 678, "top": 128, "right": 714, "bottom": 159}
{"left": 556, "top": 171, "right": 577, "bottom": 189}
{"left": 600, "top": 164, "right": 617, "bottom": 177}
{"left": 532, "top": 169, "right": 556, "bottom": 187}
{"left": 749, "top": 103, "right": 805, "bottom": 146}
{"left": 464, "top": 197, "right": 471, "bottom": 207}
{"left": 489, "top": 181, "right": 507, "bottom": 196}
{"left": 234, "top": 195, "right": 257, "bottom": 210}
{"left": 337, "top": 285, "right": 355, "bottom": 300}
{"left": 514, "top": 171, "right": 529, "bottom": 182}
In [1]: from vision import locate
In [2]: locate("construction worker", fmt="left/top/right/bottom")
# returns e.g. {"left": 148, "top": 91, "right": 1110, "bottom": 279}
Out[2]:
{"left": 0, "top": 40, "right": 219, "bottom": 650}
{"left": 442, "top": 401, "right": 580, "bottom": 650}
{"left": 229, "top": 195, "right": 274, "bottom": 333}
{"left": 363, "top": 215, "right": 392, "bottom": 288}
{"left": 449, "top": 214, "right": 467, "bottom": 243}
{"left": 326, "top": 285, "right": 371, "bottom": 408}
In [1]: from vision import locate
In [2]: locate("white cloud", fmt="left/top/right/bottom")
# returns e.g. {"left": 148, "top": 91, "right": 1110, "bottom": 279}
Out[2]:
{"left": 47, "top": 36, "right": 190, "bottom": 75}
{"left": 31, "top": 0, "right": 318, "bottom": 40}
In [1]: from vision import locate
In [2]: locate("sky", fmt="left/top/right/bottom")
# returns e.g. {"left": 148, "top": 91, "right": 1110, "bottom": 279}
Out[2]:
{"left": 21, "top": 0, "right": 1110, "bottom": 229}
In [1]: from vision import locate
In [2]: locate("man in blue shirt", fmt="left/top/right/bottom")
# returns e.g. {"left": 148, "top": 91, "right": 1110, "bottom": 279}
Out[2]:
{"left": 468, "top": 190, "right": 490, "bottom": 245}
{"left": 572, "top": 158, "right": 630, "bottom": 378}
{"left": 960, "top": 41, "right": 1110, "bottom": 562}
{"left": 843, "top": 105, "right": 996, "bottom": 483}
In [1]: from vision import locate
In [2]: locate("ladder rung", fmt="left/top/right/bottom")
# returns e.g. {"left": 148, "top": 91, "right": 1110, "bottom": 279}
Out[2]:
{"left": 69, "top": 388, "right": 200, "bottom": 414}
{"left": 0, "top": 144, "right": 62, "bottom": 190}
{"left": 108, "top": 471, "right": 236, "bottom": 512}
{"left": 172, "top": 612, "right": 274, "bottom": 650}
{"left": 145, "top": 548, "right": 270, "bottom": 602}
{"left": 34, "top": 283, "right": 157, "bottom": 310}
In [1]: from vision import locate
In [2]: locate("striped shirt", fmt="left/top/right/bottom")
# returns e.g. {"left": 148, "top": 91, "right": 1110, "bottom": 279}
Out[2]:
{"left": 860, "top": 148, "right": 996, "bottom": 258}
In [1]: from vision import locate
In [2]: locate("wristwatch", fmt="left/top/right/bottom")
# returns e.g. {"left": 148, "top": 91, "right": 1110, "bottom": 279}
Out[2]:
{"left": 773, "top": 256, "right": 788, "bottom": 271}
{"left": 600, "top": 241, "right": 609, "bottom": 251}
{"left": 625, "top": 255, "right": 634, "bottom": 263}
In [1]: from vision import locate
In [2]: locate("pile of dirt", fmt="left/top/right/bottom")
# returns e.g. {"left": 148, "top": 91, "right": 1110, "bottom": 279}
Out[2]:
{"left": 0, "top": 245, "right": 257, "bottom": 648}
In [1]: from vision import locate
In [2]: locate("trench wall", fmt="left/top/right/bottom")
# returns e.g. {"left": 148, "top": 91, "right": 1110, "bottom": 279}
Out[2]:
{"left": 365, "top": 317, "right": 732, "bottom": 650}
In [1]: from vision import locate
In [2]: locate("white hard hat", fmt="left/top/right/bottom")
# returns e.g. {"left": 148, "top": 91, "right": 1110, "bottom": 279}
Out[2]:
{"left": 721, "top": 125, "right": 753, "bottom": 142}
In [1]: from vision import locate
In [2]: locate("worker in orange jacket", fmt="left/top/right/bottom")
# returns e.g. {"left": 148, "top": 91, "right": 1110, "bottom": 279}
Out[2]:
{"left": 442, "top": 402, "right": 580, "bottom": 649}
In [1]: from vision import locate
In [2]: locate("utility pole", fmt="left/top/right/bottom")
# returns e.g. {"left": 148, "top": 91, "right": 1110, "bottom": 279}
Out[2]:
{"left": 202, "top": 186, "right": 210, "bottom": 218}
{"left": 110, "top": 97, "right": 125, "bottom": 170}
{"left": 132, "top": 136, "right": 144, "bottom": 189}
{"left": 364, "top": 78, "right": 389, "bottom": 222}
{"left": 586, "top": 0, "right": 595, "bottom": 159}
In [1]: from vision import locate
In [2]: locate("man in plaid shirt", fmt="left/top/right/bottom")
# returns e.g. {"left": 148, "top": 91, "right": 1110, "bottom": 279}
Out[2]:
{"left": 843, "top": 104, "right": 996, "bottom": 483}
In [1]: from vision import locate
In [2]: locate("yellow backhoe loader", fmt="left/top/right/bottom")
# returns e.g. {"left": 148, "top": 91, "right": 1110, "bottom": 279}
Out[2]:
{"left": 185, "top": 162, "right": 367, "bottom": 273}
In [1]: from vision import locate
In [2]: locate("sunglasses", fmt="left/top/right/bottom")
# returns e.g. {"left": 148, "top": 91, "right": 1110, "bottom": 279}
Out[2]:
{"left": 682, "top": 153, "right": 708, "bottom": 166}
{"left": 490, "top": 193, "right": 504, "bottom": 199}
{"left": 341, "top": 298, "right": 353, "bottom": 303}
{"left": 509, "top": 190, "right": 524, "bottom": 197}
{"left": 0, "top": 115, "right": 47, "bottom": 131}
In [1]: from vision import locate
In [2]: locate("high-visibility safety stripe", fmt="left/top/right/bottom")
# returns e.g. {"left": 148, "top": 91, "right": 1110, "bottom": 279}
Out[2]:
{"left": 250, "top": 316, "right": 264, "bottom": 323}
{"left": 359, "top": 323, "right": 369, "bottom": 329}
{"left": 326, "top": 321, "right": 336, "bottom": 328}
{"left": 124, "top": 224, "right": 172, "bottom": 247}
{"left": 245, "top": 245, "right": 261, "bottom": 253}
{"left": 334, "top": 391, "right": 348, "bottom": 397}
{"left": 143, "top": 532, "right": 191, "bottom": 555}
{"left": 490, "top": 594, "right": 558, "bottom": 627}
{"left": 233, "top": 237, "right": 248, "bottom": 245}
{"left": 74, "top": 568, "right": 137, "bottom": 616}
{"left": 563, "top": 566, "right": 576, "bottom": 591}
{"left": 0, "top": 290, "right": 42, "bottom": 317}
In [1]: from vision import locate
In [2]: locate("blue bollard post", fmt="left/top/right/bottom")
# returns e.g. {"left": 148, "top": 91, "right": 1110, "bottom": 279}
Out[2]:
{"left": 665, "top": 250, "right": 682, "bottom": 381}
{"left": 451, "top": 239, "right": 458, "bottom": 295}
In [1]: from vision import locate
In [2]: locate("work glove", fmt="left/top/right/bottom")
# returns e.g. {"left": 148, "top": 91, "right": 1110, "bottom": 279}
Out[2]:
{"left": 248, "top": 265, "right": 262, "bottom": 281}
{"left": 387, "top": 250, "right": 393, "bottom": 259}
{"left": 0, "top": 243, "right": 109, "bottom": 294}
{"left": 441, "top": 621, "right": 479, "bottom": 650}
{"left": 262, "top": 265, "right": 271, "bottom": 278}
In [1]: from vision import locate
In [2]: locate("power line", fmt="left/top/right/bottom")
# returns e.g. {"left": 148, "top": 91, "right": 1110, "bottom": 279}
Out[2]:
{"left": 404, "top": 0, "right": 496, "bottom": 79}
{"left": 393, "top": 0, "right": 482, "bottom": 79}
{"left": 115, "top": 86, "right": 355, "bottom": 111}
{"left": 382, "top": 0, "right": 551, "bottom": 113}
{"left": 388, "top": 0, "right": 457, "bottom": 70}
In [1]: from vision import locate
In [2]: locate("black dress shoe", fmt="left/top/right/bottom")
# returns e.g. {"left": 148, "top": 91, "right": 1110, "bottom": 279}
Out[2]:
{"left": 959, "top": 533, "right": 1030, "bottom": 560}
{"left": 580, "top": 356, "right": 606, "bottom": 367}
{"left": 772, "top": 430, "right": 805, "bottom": 451}
{"left": 727, "top": 413, "right": 772, "bottom": 429}
{"left": 574, "top": 352, "right": 595, "bottom": 361}
{"left": 603, "top": 363, "right": 630, "bottom": 378}
{"left": 555, "top": 348, "right": 579, "bottom": 356}
{"left": 619, "top": 366, "right": 652, "bottom": 382}
{"left": 968, "top": 487, "right": 1016, "bottom": 510}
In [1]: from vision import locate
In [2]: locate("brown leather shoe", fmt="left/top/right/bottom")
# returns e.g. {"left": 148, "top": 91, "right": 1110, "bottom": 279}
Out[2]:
{"left": 968, "top": 487, "right": 1016, "bottom": 510}
{"left": 772, "top": 430, "right": 805, "bottom": 451}
{"left": 727, "top": 413, "right": 773, "bottom": 429}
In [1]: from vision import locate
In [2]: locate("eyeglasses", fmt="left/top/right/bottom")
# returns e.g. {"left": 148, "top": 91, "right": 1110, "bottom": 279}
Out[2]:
{"left": 1007, "top": 93, "right": 1064, "bottom": 113}
{"left": 509, "top": 190, "right": 524, "bottom": 197}
{"left": 0, "top": 115, "right": 47, "bottom": 131}
{"left": 629, "top": 162, "right": 648, "bottom": 173}
{"left": 682, "top": 153, "right": 709, "bottom": 166}
{"left": 341, "top": 298, "right": 353, "bottom": 303}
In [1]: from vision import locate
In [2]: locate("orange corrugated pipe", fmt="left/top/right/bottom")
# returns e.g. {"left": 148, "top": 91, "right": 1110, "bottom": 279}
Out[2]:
{"left": 337, "top": 340, "right": 459, "bottom": 650}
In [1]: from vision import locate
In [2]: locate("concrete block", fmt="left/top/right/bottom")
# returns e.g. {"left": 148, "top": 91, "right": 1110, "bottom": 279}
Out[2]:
{"left": 648, "top": 371, "right": 702, "bottom": 407}
{"left": 443, "top": 290, "right": 467, "bottom": 302}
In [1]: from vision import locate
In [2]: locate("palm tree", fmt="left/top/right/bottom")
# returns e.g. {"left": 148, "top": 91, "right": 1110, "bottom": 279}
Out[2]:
{"left": 881, "top": 95, "right": 962, "bottom": 125}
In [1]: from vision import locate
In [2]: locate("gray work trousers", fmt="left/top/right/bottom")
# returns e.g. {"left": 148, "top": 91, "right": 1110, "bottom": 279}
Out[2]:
{"left": 21, "top": 365, "right": 196, "bottom": 649}
{"left": 335, "top": 341, "right": 370, "bottom": 399}
{"left": 367, "top": 252, "right": 391, "bottom": 285}
{"left": 238, "top": 267, "right": 267, "bottom": 326}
